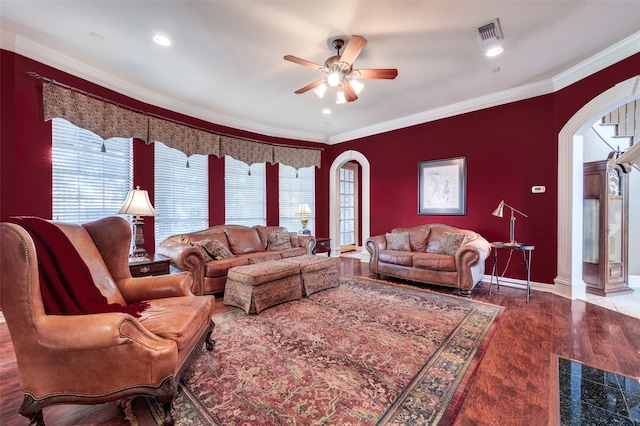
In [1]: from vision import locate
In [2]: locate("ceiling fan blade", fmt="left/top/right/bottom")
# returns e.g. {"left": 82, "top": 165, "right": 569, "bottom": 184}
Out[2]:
{"left": 295, "top": 79, "right": 325, "bottom": 94}
{"left": 356, "top": 68, "right": 398, "bottom": 79}
{"left": 342, "top": 83, "right": 358, "bottom": 102}
{"left": 339, "top": 35, "right": 367, "bottom": 66}
{"left": 284, "top": 55, "right": 323, "bottom": 70}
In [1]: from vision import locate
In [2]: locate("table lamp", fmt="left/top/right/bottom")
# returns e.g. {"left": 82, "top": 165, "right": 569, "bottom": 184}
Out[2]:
{"left": 295, "top": 203, "right": 313, "bottom": 235}
{"left": 492, "top": 200, "right": 527, "bottom": 246}
{"left": 118, "top": 186, "right": 158, "bottom": 258}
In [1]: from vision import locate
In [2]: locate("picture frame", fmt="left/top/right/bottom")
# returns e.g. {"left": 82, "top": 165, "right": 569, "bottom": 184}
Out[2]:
{"left": 418, "top": 156, "right": 467, "bottom": 215}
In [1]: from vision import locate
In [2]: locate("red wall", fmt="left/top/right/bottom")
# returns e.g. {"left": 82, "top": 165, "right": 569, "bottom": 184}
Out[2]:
{"left": 1, "top": 51, "right": 327, "bottom": 254}
{"left": 2, "top": 49, "right": 638, "bottom": 283}
{"left": 326, "top": 53, "right": 640, "bottom": 285}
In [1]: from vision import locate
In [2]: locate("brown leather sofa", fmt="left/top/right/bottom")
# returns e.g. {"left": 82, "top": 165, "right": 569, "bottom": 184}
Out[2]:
{"left": 0, "top": 216, "right": 215, "bottom": 425}
{"left": 366, "top": 223, "right": 491, "bottom": 295}
{"left": 157, "top": 224, "right": 316, "bottom": 295}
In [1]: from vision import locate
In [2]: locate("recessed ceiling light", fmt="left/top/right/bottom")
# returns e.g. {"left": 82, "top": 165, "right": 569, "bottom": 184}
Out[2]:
{"left": 486, "top": 46, "right": 504, "bottom": 57}
{"left": 322, "top": 109, "right": 331, "bottom": 115}
{"left": 153, "top": 34, "right": 171, "bottom": 46}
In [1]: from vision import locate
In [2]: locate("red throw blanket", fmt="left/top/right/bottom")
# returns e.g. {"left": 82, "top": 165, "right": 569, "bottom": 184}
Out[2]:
{"left": 5, "top": 217, "right": 147, "bottom": 317}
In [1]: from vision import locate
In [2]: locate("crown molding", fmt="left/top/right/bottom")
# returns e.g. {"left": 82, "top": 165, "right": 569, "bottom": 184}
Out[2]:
{"left": 3, "top": 27, "right": 638, "bottom": 145}
{"left": 1, "top": 30, "right": 328, "bottom": 144}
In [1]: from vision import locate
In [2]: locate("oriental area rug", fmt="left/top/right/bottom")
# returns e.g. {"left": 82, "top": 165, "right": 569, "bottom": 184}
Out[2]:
{"left": 143, "top": 276, "right": 503, "bottom": 425}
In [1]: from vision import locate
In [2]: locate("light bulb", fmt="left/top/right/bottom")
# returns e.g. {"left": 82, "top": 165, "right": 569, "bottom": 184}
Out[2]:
{"left": 350, "top": 80, "right": 364, "bottom": 94}
{"left": 327, "top": 72, "right": 340, "bottom": 87}
{"left": 313, "top": 83, "right": 327, "bottom": 98}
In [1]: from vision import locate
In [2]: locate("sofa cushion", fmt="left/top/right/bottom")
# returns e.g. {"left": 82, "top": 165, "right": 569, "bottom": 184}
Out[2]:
{"left": 280, "top": 247, "right": 307, "bottom": 258}
{"left": 245, "top": 251, "right": 282, "bottom": 264}
{"left": 379, "top": 250, "right": 413, "bottom": 266}
{"left": 205, "top": 256, "right": 249, "bottom": 276}
{"left": 385, "top": 232, "right": 411, "bottom": 251}
{"left": 202, "top": 239, "right": 235, "bottom": 260}
{"left": 267, "top": 231, "right": 292, "bottom": 251}
{"left": 190, "top": 238, "right": 214, "bottom": 262}
{"left": 413, "top": 252, "right": 456, "bottom": 271}
{"left": 392, "top": 227, "right": 430, "bottom": 252}
{"left": 225, "top": 227, "right": 263, "bottom": 254}
{"left": 288, "top": 232, "right": 300, "bottom": 248}
{"left": 139, "top": 295, "right": 213, "bottom": 351}
{"left": 437, "top": 232, "right": 466, "bottom": 256}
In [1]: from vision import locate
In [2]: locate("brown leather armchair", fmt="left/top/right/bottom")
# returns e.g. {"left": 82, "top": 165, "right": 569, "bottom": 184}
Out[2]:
{"left": 0, "top": 216, "right": 215, "bottom": 425}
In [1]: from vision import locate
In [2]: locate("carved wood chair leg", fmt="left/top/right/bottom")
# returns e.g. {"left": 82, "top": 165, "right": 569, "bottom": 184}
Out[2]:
{"left": 19, "top": 396, "right": 45, "bottom": 426}
{"left": 117, "top": 397, "right": 137, "bottom": 425}
{"left": 27, "top": 411, "right": 45, "bottom": 426}
{"left": 205, "top": 328, "right": 215, "bottom": 351}
{"left": 162, "top": 399, "right": 175, "bottom": 425}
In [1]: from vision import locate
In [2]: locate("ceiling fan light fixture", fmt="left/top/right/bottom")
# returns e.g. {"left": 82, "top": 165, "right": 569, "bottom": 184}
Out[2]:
{"left": 336, "top": 89, "right": 346, "bottom": 104}
{"left": 350, "top": 79, "right": 364, "bottom": 94}
{"left": 327, "top": 72, "right": 340, "bottom": 87}
{"left": 313, "top": 83, "right": 327, "bottom": 98}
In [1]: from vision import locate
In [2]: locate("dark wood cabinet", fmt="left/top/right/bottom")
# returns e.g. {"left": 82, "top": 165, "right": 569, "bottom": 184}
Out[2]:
{"left": 314, "top": 238, "right": 330, "bottom": 255}
{"left": 129, "top": 254, "right": 171, "bottom": 278}
{"left": 583, "top": 158, "right": 630, "bottom": 295}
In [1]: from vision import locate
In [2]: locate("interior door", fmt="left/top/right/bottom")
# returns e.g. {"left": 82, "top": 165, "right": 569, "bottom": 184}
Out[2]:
{"left": 339, "top": 163, "right": 358, "bottom": 251}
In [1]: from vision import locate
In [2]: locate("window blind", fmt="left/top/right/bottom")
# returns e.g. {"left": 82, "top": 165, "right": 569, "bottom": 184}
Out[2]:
{"left": 225, "top": 156, "right": 266, "bottom": 226}
{"left": 279, "top": 165, "right": 315, "bottom": 234}
{"left": 154, "top": 142, "right": 208, "bottom": 245}
{"left": 52, "top": 118, "right": 132, "bottom": 223}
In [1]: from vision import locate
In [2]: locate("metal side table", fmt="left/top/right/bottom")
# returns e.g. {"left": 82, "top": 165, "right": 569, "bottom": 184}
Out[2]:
{"left": 489, "top": 242, "right": 535, "bottom": 303}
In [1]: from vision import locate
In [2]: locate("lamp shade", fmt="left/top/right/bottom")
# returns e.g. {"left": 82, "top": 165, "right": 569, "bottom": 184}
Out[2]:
{"left": 491, "top": 201, "right": 505, "bottom": 218}
{"left": 118, "top": 186, "right": 158, "bottom": 216}
{"left": 295, "top": 203, "right": 312, "bottom": 217}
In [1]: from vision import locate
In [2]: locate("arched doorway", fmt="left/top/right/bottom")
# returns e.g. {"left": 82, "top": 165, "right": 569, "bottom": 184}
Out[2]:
{"left": 555, "top": 75, "right": 639, "bottom": 299}
{"left": 329, "top": 150, "right": 370, "bottom": 260}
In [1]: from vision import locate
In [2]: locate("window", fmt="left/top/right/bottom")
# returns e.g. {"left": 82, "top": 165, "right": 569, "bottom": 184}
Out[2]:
{"left": 154, "top": 142, "right": 208, "bottom": 245}
{"left": 225, "top": 156, "right": 266, "bottom": 226}
{"left": 52, "top": 118, "right": 132, "bottom": 223}
{"left": 279, "top": 165, "right": 315, "bottom": 234}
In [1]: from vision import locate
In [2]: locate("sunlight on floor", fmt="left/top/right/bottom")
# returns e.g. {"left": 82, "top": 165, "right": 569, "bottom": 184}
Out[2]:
{"left": 581, "top": 281, "right": 640, "bottom": 321}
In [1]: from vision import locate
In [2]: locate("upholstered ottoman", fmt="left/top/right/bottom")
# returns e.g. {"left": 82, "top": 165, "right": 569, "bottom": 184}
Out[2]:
{"left": 281, "top": 254, "right": 339, "bottom": 296}
{"left": 224, "top": 260, "right": 302, "bottom": 313}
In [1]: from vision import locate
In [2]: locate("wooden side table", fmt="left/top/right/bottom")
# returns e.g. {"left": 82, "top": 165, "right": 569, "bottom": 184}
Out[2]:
{"left": 313, "top": 238, "right": 331, "bottom": 255}
{"left": 489, "top": 242, "right": 535, "bottom": 303}
{"left": 128, "top": 254, "right": 171, "bottom": 278}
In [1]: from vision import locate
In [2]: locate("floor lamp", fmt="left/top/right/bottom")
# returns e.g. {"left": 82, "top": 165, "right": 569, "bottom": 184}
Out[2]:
{"left": 118, "top": 186, "right": 158, "bottom": 258}
{"left": 491, "top": 200, "right": 527, "bottom": 246}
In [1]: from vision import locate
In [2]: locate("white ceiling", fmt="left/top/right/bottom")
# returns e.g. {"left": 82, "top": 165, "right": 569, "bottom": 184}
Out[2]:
{"left": 2, "top": 1, "right": 639, "bottom": 144}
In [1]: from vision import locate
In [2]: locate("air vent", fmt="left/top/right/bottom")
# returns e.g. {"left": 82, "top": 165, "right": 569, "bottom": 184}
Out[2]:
{"left": 477, "top": 19, "right": 502, "bottom": 45}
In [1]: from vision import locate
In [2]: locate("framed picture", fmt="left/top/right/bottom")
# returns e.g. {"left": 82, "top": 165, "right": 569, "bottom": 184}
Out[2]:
{"left": 418, "top": 156, "right": 466, "bottom": 215}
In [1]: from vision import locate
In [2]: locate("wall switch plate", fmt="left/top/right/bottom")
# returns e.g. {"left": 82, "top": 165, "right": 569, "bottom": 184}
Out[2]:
{"left": 532, "top": 186, "right": 546, "bottom": 193}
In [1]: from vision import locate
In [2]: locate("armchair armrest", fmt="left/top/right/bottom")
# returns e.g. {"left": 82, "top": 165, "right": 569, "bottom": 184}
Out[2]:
{"left": 365, "top": 235, "right": 387, "bottom": 273}
{"left": 37, "top": 313, "right": 172, "bottom": 352}
{"left": 298, "top": 235, "right": 316, "bottom": 254}
{"left": 454, "top": 238, "right": 492, "bottom": 289}
{"left": 119, "top": 272, "right": 194, "bottom": 303}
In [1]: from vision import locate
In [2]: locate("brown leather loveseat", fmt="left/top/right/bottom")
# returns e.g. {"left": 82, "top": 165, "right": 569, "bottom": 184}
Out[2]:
{"left": 157, "top": 224, "right": 316, "bottom": 295}
{"left": 366, "top": 223, "right": 491, "bottom": 295}
{"left": 0, "top": 216, "right": 215, "bottom": 425}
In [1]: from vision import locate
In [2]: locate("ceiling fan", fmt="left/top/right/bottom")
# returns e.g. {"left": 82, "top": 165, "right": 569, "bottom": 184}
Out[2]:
{"left": 284, "top": 35, "right": 398, "bottom": 104}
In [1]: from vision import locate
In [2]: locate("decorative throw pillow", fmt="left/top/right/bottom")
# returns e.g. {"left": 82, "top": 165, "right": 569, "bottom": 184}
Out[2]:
{"left": 288, "top": 232, "right": 300, "bottom": 248}
{"left": 267, "top": 232, "right": 292, "bottom": 251}
{"left": 202, "top": 239, "right": 235, "bottom": 260}
{"left": 436, "top": 232, "right": 466, "bottom": 256}
{"left": 190, "top": 238, "right": 214, "bottom": 262}
{"left": 385, "top": 232, "right": 411, "bottom": 251}
{"left": 225, "top": 227, "right": 263, "bottom": 254}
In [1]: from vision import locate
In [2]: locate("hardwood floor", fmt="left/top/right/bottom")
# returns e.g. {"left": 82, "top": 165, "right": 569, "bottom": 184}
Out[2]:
{"left": 1, "top": 257, "right": 639, "bottom": 425}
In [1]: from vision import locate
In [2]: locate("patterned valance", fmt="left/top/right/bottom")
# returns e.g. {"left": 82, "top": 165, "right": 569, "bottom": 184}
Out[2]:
{"left": 219, "top": 136, "right": 273, "bottom": 166}
{"left": 273, "top": 145, "right": 321, "bottom": 169}
{"left": 43, "top": 83, "right": 147, "bottom": 141}
{"left": 148, "top": 116, "right": 220, "bottom": 158}
{"left": 41, "top": 78, "right": 321, "bottom": 169}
